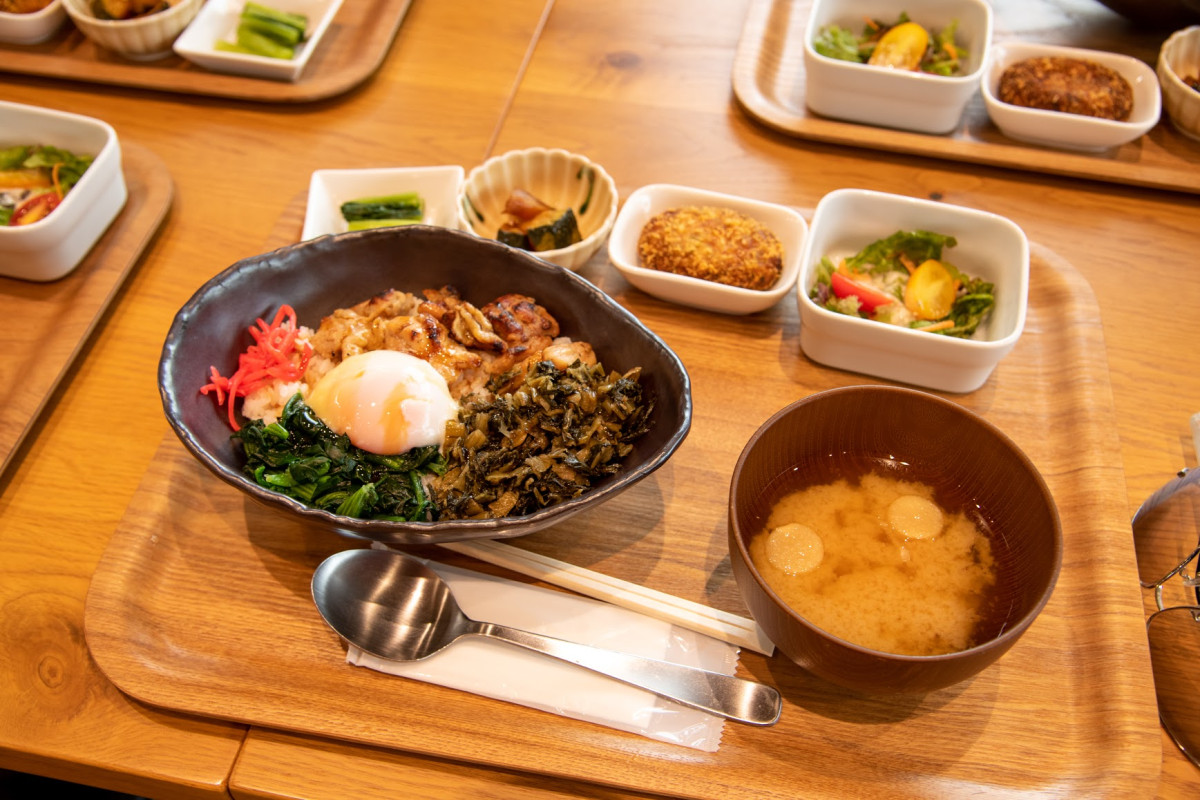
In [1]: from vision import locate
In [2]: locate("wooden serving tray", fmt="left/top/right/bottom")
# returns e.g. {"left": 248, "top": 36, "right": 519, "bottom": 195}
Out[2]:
{"left": 733, "top": 0, "right": 1200, "bottom": 194}
{"left": 0, "top": 0, "right": 412, "bottom": 103}
{"left": 84, "top": 200, "right": 1160, "bottom": 797}
{"left": 0, "top": 140, "right": 172, "bottom": 477}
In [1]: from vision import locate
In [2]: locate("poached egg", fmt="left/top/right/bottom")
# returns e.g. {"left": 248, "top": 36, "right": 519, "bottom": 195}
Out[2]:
{"left": 306, "top": 350, "right": 457, "bottom": 455}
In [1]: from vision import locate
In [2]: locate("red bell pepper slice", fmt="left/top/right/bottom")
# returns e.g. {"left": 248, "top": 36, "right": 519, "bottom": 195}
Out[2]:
{"left": 829, "top": 270, "right": 895, "bottom": 314}
{"left": 9, "top": 192, "right": 61, "bottom": 226}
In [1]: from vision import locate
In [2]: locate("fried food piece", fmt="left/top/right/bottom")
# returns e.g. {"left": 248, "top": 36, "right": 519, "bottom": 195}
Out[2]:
{"left": 997, "top": 56, "right": 1134, "bottom": 121}
{"left": 637, "top": 206, "right": 783, "bottom": 291}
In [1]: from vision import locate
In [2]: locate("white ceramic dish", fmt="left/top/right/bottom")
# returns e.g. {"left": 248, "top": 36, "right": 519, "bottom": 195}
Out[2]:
{"left": 797, "top": 188, "right": 1028, "bottom": 394}
{"left": 1158, "top": 26, "right": 1200, "bottom": 142}
{"left": 0, "top": 0, "right": 66, "bottom": 44}
{"left": 457, "top": 147, "right": 618, "bottom": 272}
{"left": 803, "top": 0, "right": 993, "bottom": 135}
{"left": 173, "top": 0, "right": 343, "bottom": 81}
{"left": 62, "top": 0, "right": 201, "bottom": 60}
{"left": 0, "top": 100, "right": 128, "bottom": 283}
{"left": 607, "top": 184, "right": 807, "bottom": 316}
{"left": 301, "top": 165, "right": 465, "bottom": 240}
{"left": 983, "top": 41, "right": 1162, "bottom": 151}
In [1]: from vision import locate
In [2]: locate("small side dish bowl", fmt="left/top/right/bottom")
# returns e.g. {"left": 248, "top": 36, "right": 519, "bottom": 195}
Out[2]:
{"left": 0, "top": 0, "right": 67, "bottom": 45}
{"left": 457, "top": 147, "right": 618, "bottom": 271}
{"left": 173, "top": 0, "right": 343, "bottom": 81}
{"left": 62, "top": 0, "right": 202, "bottom": 60}
{"left": 301, "top": 165, "right": 465, "bottom": 240}
{"left": 1158, "top": 26, "right": 1200, "bottom": 141}
{"left": 983, "top": 41, "right": 1162, "bottom": 150}
{"left": 607, "top": 183, "right": 807, "bottom": 315}
{"left": 803, "top": 0, "right": 993, "bottom": 134}
{"left": 729, "top": 385, "right": 1062, "bottom": 695}
{"left": 159, "top": 225, "right": 691, "bottom": 545}
{"left": 797, "top": 188, "right": 1028, "bottom": 394}
{"left": 0, "top": 100, "right": 127, "bottom": 282}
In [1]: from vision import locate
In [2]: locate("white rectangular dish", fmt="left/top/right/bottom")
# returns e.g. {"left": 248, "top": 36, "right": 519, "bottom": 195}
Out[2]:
{"left": 173, "top": 0, "right": 344, "bottom": 82}
{"left": 301, "top": 165, "right": 465, "bottom": 240}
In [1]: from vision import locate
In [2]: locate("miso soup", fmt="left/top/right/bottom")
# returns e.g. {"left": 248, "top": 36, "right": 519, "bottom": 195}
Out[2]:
{"left": 749, "top": 458, "right": 1014, "bottom": 656}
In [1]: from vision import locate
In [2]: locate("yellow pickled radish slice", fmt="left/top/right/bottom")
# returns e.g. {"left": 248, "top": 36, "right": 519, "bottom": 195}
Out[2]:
{"left": 867, "top": 21, "right": 929, "bottom": 71}
{"left": 904, "top": 258, "right": 956, "bottom": 320}
{"left": 887, "top": 495, "right": 944, "bottom": 540}
{"left": 766, "top": 523, "right": 825, "bottom": 575}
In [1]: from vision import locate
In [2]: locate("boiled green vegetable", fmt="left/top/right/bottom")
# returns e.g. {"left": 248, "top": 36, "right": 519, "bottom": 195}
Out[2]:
{"left": 340, "top": 192, "right": 424, "bottom": 230}
{"left": 215, "top": 1, "right": 309, "bottom": 60}
{"left": 234, "top": 393, "right": 446, "bottom": 521}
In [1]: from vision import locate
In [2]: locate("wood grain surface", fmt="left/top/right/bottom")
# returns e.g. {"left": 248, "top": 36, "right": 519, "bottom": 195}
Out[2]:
{"left": 83, "top": 220, "right": 1159, "bottom": 798}
{"left": 1, "top": 0, "right": 1199, "bottom": 797}
{"left": 0, "top": 141, "right": 172, "bottom": 476}
{"left": 733, "top": 0, "right": 1200, "bottom": 194}
{"left": 0, "top": 0, "right": 414, "bottom": 103}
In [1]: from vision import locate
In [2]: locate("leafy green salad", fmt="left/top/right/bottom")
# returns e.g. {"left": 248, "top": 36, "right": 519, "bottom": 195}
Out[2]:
{"left": 813, "top": 13, "right": 966, "bottom": 76}
{"left": 809, "top": 230, "right": 995, "bottom": 338}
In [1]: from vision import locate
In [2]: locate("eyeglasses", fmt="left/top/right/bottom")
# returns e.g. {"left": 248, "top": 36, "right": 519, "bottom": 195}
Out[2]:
{"left": 1132, "top": 465, "right": 1200, "bottom": 769}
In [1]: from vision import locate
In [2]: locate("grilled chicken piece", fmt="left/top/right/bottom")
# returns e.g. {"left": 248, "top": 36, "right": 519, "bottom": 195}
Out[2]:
{"left": 302, "top": 287, "right": 575, "bottom": 400}
{"left": 380, "top": 314, "right": 485, "bottom": 397}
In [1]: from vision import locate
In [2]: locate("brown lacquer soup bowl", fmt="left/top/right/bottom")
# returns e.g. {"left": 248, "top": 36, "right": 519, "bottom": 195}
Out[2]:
{"left": 728, "top": 385, "right": 1061, "bottom": 694}
{"left": 160, "top": 225, "right": 691, "bottom": 545}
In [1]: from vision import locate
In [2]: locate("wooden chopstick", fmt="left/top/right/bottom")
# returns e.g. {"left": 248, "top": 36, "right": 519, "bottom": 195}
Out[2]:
{"left": 439, "top": 539, "right": 776, "bottom": 656}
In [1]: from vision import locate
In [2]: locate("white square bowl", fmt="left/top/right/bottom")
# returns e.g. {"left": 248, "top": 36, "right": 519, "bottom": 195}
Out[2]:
{"left": 173, "top": 0, "right": 343, "bottom": 81}
{"left": 62, "top": 0, "right": 202, "bottom": 60}
{"left": 0, "top": 0, "right": 67, "bottom": 45}
{"left": 301, "top": 165, "right": 465, "bottom": 240}
{"left": 982, "top": 41, "right": 1162, "bottom": 151}
{"left": 607, "top": 184, "right": 807, "bottom": 316}
{"left": 0, "top": 101, "right": 127, "bottom": 282}
{"left": 797, "top": 189, "right": 1028, "bottom": 393}
{"left": 803, "top": 0, "right": 993, "bottom": 134}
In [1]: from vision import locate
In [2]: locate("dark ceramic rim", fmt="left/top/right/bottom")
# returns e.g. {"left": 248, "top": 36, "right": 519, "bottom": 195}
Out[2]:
{"left": 730, "top": 384, "right": 1063, "bottom": 663}
{"left": 159, "top": 225, "right": 692, "bottom": 544}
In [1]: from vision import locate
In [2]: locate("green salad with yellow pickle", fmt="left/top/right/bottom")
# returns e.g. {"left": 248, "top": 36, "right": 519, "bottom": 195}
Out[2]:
{"left": 809, "top": 230, "right": 995, "bottom": 338}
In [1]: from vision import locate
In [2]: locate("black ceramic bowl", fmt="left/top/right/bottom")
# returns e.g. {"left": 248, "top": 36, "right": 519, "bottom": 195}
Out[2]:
{"left": 160, "top": 225, "right": 692, "bottom": 544}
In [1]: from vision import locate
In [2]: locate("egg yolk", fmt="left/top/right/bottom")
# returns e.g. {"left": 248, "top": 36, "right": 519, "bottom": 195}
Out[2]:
{"left": 306, "top": 350, "right": 458, "bottom": 455}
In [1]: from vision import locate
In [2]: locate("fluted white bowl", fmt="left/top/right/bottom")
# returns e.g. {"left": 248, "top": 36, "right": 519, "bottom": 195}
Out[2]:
{"left": 1158, "top": 26, "right": 1200, "bottom": 142}
{"left": 457, "top": 147, "right": 618, "bottom": 271}
{"left": 63, "top": 0, "right": 201, "bottom": 60}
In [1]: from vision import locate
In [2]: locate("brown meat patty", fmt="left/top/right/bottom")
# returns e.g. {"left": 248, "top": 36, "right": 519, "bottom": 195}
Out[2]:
{"left": 636, "top": 206, "right": 783, "bottom": 290}
{"left": 997, "top": 56, "right": 1134, "bottom": 121}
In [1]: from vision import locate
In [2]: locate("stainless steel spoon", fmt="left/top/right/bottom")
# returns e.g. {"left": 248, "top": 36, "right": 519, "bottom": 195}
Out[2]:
{"left": 311, "top": 549, "right": 782, "bottom": 726}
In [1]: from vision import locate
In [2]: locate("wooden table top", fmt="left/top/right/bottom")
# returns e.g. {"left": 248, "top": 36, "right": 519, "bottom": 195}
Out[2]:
{"left": 1, "top": 0, "right": 1197, "bottom": 797}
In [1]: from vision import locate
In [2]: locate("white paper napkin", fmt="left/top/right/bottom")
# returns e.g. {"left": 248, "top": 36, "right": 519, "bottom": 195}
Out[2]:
{"left": 346, "top": 554, "right": 740, "bottom": 751}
